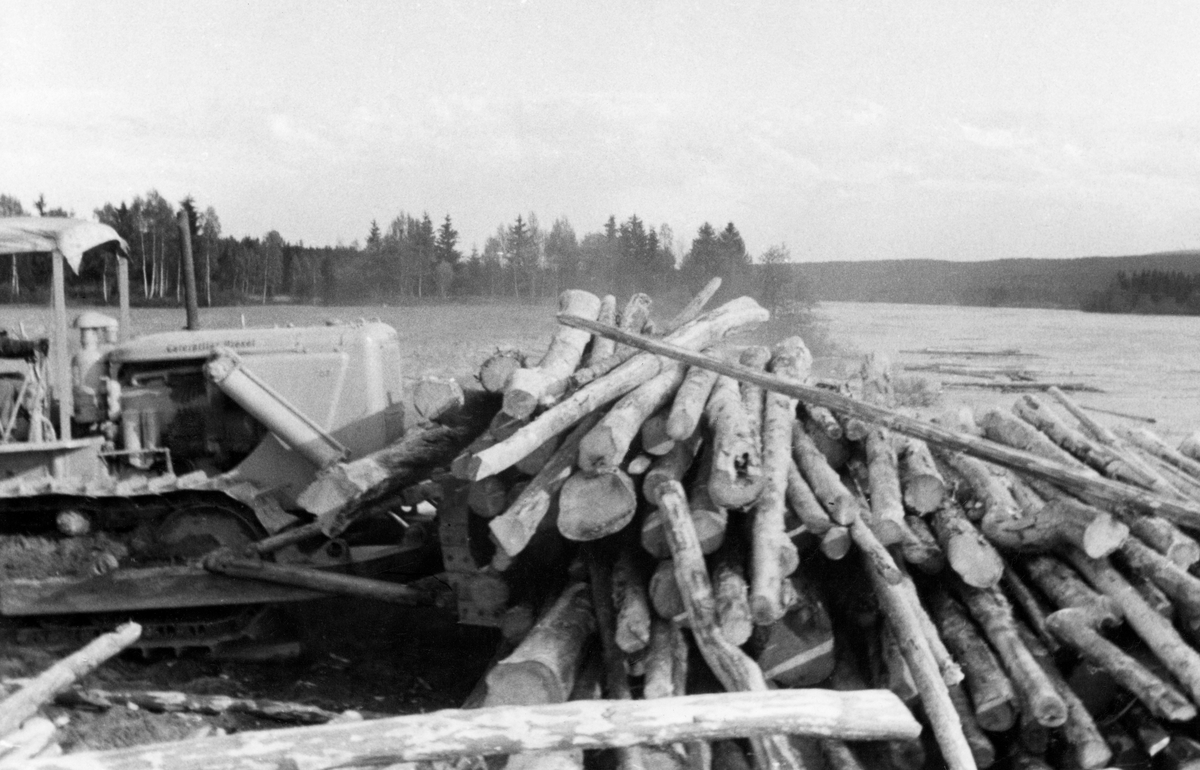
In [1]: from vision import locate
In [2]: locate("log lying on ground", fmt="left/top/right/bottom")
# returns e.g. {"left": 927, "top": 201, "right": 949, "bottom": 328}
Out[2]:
{"left": 0, "top": 622, "right": 141, "bottom": 738}
{"left": 299, "top": 388, "right": 499, "bottom": 536}
{"left": 930, "top": 591, "right": 1017, "bottom": 733}
{"left": 897, "top": 437, "right": 946, "bottom": 514}
{"left": 504, "top": 290, "right": 603, "bottom": 419}
{"left": 931, "top": 499, "right": 1003, "bottom": 589}
{"left": 25, "top": 689, "right": 921, "bottom": 770}
{"left": 668, "top": 365, "right": 719, "bottom": 441}
{"left": 463, "top": 297, "right": 769, "bottom": 481}
{"left": 1045, "top": 607, "right": 1196, "bottom": 721}
{"left": 849, "top": 520, "right": 976, "bottom": 770}
{"left": 750, "top": 337, "right": 810, "bottom": 624}
{"left": 489, "top": 411, "right": 605, "bottom": 558}
{"left": 958, "top": 583, "right": 1067, "bottom": 728}
{"left": 57, "top": 688, "right": 344, "bottom": 725}
{"left": 706, "top": 372, "right": 764, "bottom": 509}
{"left": 1065, "top": 551, "right": 1200, "bottom": 707}
{"left": 553, "top": 318, "right": 1200, "bottom": 528}
{"left": 485, "top": 582, "right": 596, "bottom": 706}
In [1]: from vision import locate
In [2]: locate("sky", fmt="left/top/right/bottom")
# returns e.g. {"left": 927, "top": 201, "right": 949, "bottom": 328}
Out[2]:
{"left": 2, "top": 1, "right": 1199, "bottom": 262}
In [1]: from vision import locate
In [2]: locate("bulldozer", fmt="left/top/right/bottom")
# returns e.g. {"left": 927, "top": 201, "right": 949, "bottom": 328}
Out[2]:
{"left": 0, "top": 217, "right": 484, "bottom": 652}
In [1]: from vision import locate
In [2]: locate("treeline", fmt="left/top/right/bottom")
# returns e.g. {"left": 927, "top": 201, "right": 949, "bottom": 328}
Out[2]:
{"left": 1083, "top": 269, "right": 1200, "bottom": 314}
{"left": 0, "top": 191, "right": 805, "bottom": 310}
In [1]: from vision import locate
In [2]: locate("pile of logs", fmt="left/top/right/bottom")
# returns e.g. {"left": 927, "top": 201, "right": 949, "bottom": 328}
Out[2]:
{"left": 445, "top": 287, "right": 1200, "bottom": 770}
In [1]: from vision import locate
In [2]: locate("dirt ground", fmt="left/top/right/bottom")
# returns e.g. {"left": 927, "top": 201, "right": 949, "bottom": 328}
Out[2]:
{"left": 1, "top": 597, "right": 501, "bottom": 753}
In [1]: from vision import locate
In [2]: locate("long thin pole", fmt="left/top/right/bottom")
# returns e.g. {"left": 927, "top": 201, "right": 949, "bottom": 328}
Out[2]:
{"left": 50, "top": 251, "right": 71, "bottom": 440}
{"left": 556, "top": 315, "right": 1200, "bottom": 529}
{"left": 177, "top": 211, "right": 200, "bottom": 330}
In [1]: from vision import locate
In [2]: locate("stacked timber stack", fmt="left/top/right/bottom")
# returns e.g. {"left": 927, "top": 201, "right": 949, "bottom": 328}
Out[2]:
{"left": 452, "top": 291, "right": 1200, "bottom": 770}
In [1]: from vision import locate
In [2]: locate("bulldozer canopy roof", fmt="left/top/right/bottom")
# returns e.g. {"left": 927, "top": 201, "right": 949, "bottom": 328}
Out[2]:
{"left": 0, "top": 217, "right": 129, "bottom": 273}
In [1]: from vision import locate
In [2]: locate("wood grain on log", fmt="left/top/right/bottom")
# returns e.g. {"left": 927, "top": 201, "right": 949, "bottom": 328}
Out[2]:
{"left": 467, "top": 297, "right": 768, "bottom": 481}
{"left": 820, "top": 526, "right": 851, "bottom": 560}
{"left": 1046, "top": 607, "right": 1196, "bottom": 721}
{"left": 504, "top": 290, "right": 603, "bottom": 419}
{"left": 992, "top": 477, "right": 1128, "bottom": 558}
{"left": 28, "top": 690, "right": 922, "bottom": 770}
{"left": 896, "top": 437, "right": 946, "bottom": 514}
{"left": 480, "top": 347, "right": 526, "bottom": 393}
{"left": 668, "top": 365, "right": 719, "bottom": 441}
{"left": 413, "top": 376, "right": 466, "bottom": 423}
{"left": 553, "top": 318, "right": 1200, "bottom": 529}
{"left": 639, "top": 409, "right": 675, "bottom": 456}
{"left": 0, "top": 622, "right": 141, "bottom": 738}
{"left": 931, "top": 499, "right": 1004, "bottom": 588}
{"left": 558, "top": 468, "right": 638, "bottom": 541}
{"left": 468, "top": 475, "right": 509, "bottom": 518}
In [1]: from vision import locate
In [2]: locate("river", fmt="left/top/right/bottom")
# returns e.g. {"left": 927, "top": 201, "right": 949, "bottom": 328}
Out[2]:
{"left": 816, "top": 301, "right": 1200, "bottom": 441}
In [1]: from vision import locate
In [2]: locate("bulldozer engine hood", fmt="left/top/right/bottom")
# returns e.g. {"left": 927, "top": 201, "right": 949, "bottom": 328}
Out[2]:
{"left": 0, "top": 217, "right": 129, "bottom": 273}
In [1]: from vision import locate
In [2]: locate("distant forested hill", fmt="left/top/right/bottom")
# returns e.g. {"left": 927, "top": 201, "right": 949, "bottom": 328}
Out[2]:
{"left": 789, "top": 250, "right": 1200, "bottom": 309}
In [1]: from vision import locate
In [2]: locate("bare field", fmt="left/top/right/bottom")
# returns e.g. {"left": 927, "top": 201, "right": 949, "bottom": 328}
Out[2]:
{"left": 0, "top": 301, "right": 562, "bottom": 382}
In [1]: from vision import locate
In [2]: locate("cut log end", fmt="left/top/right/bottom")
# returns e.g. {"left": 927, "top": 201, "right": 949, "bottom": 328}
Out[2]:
{"left": 558, "top": 470, "right": 638, "bottom": 542}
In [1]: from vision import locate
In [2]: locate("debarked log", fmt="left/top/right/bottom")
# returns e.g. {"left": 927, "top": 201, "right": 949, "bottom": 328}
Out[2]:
{"left": 0, "top": 622, "right": 142, "bottom": 738}
{"left": 25, "top": 689, "right": 922, "bottom": 770}
{"left": 504, "top": 290, "right": 603, "bottom": 419}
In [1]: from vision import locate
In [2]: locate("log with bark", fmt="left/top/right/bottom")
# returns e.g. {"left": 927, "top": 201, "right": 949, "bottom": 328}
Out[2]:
{"left": 56, "top": 688, "right": 346, "bottom": 725}
{"left": 668, "top": 365, "right": 719, "bottom": 441}
{"left": 930, "top": 591, "right": 1017, "bottom": 733}
{"left": 1122, "top": 426, "right": 1200, "bottom": 482}
{"left": 931, "top": 499, "right": 1004, "bottom": 589}
{"left": 896, "top": 436, "right": 946, "bottom": 514}
{"left": 480, "top": 346, "right": 527, "bottom": 393}
{"left": 298, "top": 388, "right": 500, "bottom": 537}
{"left": 580, "top": 362, "right": 687, "bottom": 472}
{"left": 557, "top": 468, "right": 639, "bottom": 541}
{"left": 791, "top": 424, "right": 863, "bottom": 526}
